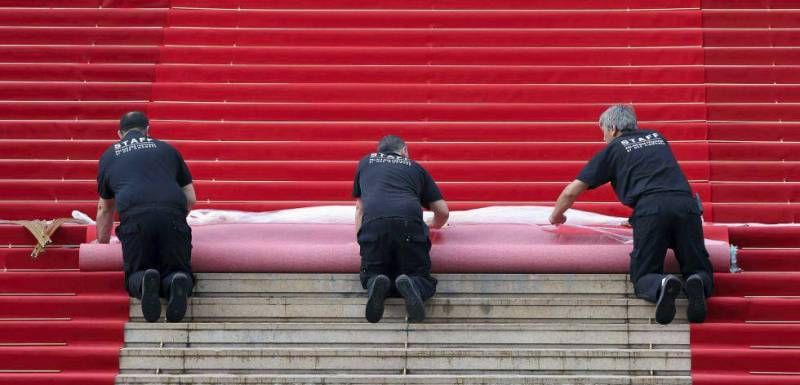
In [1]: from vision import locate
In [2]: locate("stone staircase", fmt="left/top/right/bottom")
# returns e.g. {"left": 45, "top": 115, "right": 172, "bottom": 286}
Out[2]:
{"left": 116, "top": 274, "right": 691, "bottom": 385}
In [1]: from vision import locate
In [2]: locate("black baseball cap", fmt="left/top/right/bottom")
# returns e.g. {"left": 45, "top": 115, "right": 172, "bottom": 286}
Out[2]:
{"left": 119, "top": 111, "right": 149, "bottom": 132}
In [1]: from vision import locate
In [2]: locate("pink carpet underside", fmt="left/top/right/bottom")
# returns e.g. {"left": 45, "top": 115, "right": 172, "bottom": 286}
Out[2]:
{"left": 79, "top": 223, "right": 730, "bottom": 273}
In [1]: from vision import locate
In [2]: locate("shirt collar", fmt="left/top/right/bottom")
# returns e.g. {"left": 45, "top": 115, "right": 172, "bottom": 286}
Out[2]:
{"left": 123, "top": 130, "right": 146, "bottom": 140}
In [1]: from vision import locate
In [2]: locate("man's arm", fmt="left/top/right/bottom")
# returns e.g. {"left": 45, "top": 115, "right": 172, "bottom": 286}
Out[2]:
{"left": 549, "top": 179, "right": 589, "bottom": 225}
{"left": 182, "top": 183, "right": 197, "bottom": 210}
{"left": 96, "top": 198, "right": 115, "bottom": 244}
{"left": 426, "top": 199, "right": 449, "bottom": 229}
{"left": 354, "top": 198, "right": 363, "bottom": 233}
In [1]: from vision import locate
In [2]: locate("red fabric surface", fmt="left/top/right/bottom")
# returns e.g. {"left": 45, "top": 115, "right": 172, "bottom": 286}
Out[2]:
{"left": 0, "top": 140, "right": 712, "bottom": 161}
{"left": 0, "top": 82, "right": 151, "bottom": 101}
{"left": 693, "top": 373, "right": 800, "bottom": 385}
{"left": 706, "top": 66, "right": 800, "bottom": 85}
{"left": 0, "top": 64, "right": 156, "bottom": 82}
{"left": 0, "top": 259, "right": 128, "bottom": 385}
{"left": 0, "top": 373, "right": 117, "bottom": 385}
{"left": 0, "top": 27, "right": 163, "bottom": 45}
{"left": 0, "top": 179, "right": 718, "bottom": 202}
{"left": 169, "top": 0, "right": 701, "bottom": 9}
{"left": 0, "top": 2, "right": 798, "bottom": 384}
{"left": 79, "top": 223, "right": 732, "bottom": 273}
{"left": 713, "top": 272, "right": 800, "bottom": 296}
{"left": 705, "top": 47, "right": 800, "bottom": 65}
{"left": 710, "top": 204, "right": 800, "bottom": 224}
{"left": 162, "top": 29, "right": 702, "bottom": 47}
{"left": 151, "top": 83, "right": 706, "bottom": 103}
{"left": 0, "top": 271, "right": 122, "bottom": 294}
{"left": 0, "top": 248, "right": 79, "bottom": 270}
{"left": 0, "top": 320, "right": 125, "bottom": 345}
{"left": 0, "top": 120, "right": 710, "bottom": 141}
{"left": 0, "top": 46, "right": 160, "bottom": 63}
{"left": 704, "top": 10, "right": 800, "bottom": 28}
{"left": 0, "top": 9, "right": 167, "bottom": 26}
{"left": 159, "top": 46, "right": 705, "bottom": 65}
{"left": 708, "top": 122, "right": 800, "bottom": 141}
{"left": 0, "top": 224, "right": 86, "bottom": 245}
{"left": 692, "top": 323, "right": 800, "bottom": 347}
{"left": 702, "top": 0, "right": 798, "bottom": 9}
{"left": 155, "top": 64, "right": 706, "bottom": 85}
{"left": 0, "top": 4, "right": 153, "bottom": 383}
{"left": 738, "top": 249, "right": 800, "bottom": 272}
{"left": 727, "top": 226, "right": 800, "bottom": 248}
{"left": 0, "top": 295, "right": 129, "bottom": 319}
{"left": 0, "top": 159, "right": 716, "bottom": 182}
{"left": 166, "top": 9, "right": 700, "bottom": 28}
{"left": 146, "top": 102, "right": 708, "bottom": 122}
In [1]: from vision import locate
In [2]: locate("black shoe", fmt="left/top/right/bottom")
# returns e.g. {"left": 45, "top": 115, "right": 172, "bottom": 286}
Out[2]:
{"left": 395, "top": 275, "right": 425, "bottom": 323}
{"left": 655, "top": 275, "right": 682, "bottom": 325}
{"left": 685, "top": 274, "right": 708, "bottom": 323}
{"left": 140, "top": 269, "right": 161, "bottom": 323}
{"left": 365, "top": 275, "right": 390, "bottom": 323}
{"left": 166, "top": 272, "right": 191, "bottom": 323}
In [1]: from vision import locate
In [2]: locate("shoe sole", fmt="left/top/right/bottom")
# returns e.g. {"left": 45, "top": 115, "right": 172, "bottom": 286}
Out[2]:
{"left": 686, "top": 277, "right": 707, "bottom": 323}
{"left": 396, "top": 276, "right": 425, "bottom": 323}
{"left": 166, "top": 274, "right": 191, "bottom": 323}
{"left": 655, "top": 277, "right": 681, "bottom": 325}
{"left": 141, "top": 270, "right": 161, "bottom": 323}
{"left": 365, "top": 275, "right": 390, "bottom": 323}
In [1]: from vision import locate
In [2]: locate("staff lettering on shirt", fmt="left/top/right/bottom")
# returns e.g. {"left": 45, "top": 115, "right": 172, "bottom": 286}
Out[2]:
{"left": 368, "top": 152, "right": 412, "bottom": 166}
{"left": 114, "top": 137, "right": 157, "bottom": 156}
{"left": 619, "top": 133, "right": 665, "bottom": 153}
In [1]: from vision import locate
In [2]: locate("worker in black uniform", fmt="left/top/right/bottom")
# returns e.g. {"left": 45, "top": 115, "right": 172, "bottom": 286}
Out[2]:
{"left": 353, "top": 135, "right": 449, "bottom": 323}
{"left": 96, "top": 111, "right": 196, "bottom": 323}
{"left": 549, "top": 105, "right": 713, "bottom": 325}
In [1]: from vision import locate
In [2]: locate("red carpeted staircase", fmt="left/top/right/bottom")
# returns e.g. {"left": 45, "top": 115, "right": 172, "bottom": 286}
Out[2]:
{"left": 0, "top": 1, "right": 163, "bottom": 384}
{"left": 0, "top": 0, "right": 799, "bottom": 384}
{"left": 0, "top": 225, "right": 128, "bottom": 385}
{"left": 690, "top": 2, "right": 800, "bottom": 384}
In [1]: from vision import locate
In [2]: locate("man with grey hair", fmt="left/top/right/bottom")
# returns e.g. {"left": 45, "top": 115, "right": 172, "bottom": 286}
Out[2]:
{"left": 549, "top": 104, "right": 713, "bottom": 325}
{"left": 353, "top": 135, "right": 449, "bottom": 323}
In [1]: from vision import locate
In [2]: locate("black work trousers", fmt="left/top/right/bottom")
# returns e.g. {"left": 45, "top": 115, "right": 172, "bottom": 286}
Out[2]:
{"left": 358, "top": 217, "right": 437, "bottom": 301}
{"left": 116, "top": 209, "right": 194, "bottom": 299}
{"left": 629, "top": 194, "right": 714, "bottom": 303}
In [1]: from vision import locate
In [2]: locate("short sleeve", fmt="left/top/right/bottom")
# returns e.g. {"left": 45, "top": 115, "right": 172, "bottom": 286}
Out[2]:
{"left": 576, "top": 148, "right": 613, "bottom": 189}
{"left": 420, "top": 167, "right": 443, "bottom": 207}
{"left": 175, "top": 152, "right": 192, "bottom": 187}
{"left": 352, "top": 165, "right": 362, "bottom": 198}
{"left": 96, "top": 160, "right": 114, "bottom": 199}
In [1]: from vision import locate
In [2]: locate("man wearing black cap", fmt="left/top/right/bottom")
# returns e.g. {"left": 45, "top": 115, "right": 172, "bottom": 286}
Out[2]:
{"left": 353, "top": 135, "right": 449, "bottom": 323}
{"left": 96, "top": 111, "right": 196, "bottom": 323}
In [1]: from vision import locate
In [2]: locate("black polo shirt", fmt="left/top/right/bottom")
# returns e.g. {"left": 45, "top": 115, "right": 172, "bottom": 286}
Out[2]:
{"left": 97, "top": 131, "right": 192, "bottom": 218}
{"left": 576, "top": 130, "right": 691, "bottom": 208}
{"left": 352, "top": 152, "right": 443, "bottom": 223}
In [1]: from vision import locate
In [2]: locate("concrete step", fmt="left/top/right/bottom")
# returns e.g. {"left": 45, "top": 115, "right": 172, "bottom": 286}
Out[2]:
{"left": 118, "top": 347, "right": 690, "bottom": 376}
{"left": 124, "top": 322, "right": 688, "bottom": 349}
{"left": 116, "top": 374, "right": 692, "bottom": 385}
{"left": 192, "top": 273, "right": 632, "bottom": 298}
{"left": 130, "top": 296, "right": 688, "bottom": 323}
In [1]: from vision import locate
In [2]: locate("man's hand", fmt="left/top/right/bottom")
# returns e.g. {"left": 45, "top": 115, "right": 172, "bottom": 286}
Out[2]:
{"left": 549, "top": 179, "right": 589, "bottom": 226}
{"left": 96, "top": 198, "right": 115, "bottom": 244}
{"left": 426, "top": 219, "right": 449, "bottom": 229}
{"left": 549, "top": 212, "right": 567, "bottom": 225}
{"left": 427, "top": 199, "right": 449, "bottom": 229}
{"left": 354, "top": 198, "right": 363, "bottom": 234}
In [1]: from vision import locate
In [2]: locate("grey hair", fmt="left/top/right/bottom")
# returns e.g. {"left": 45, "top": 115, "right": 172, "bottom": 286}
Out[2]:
{"left": 377, "top": 135, "right": 406, "bottom": 154}
{"left": 599, "top": 104, "right": 638, "bottom": 133}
